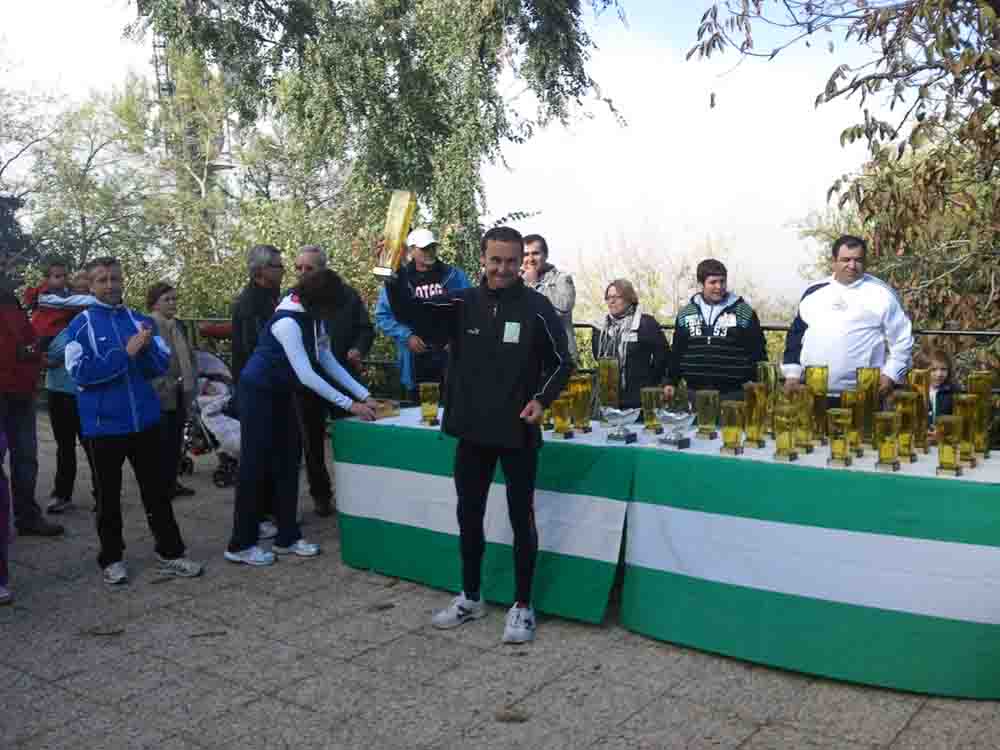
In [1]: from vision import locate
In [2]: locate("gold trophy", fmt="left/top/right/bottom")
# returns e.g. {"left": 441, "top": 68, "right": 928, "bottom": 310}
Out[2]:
{"left": 856, "top": 367, "right": 881, "bottom": 445}
{"left": 935, "top": 415, "right": 963, "bottom": 477}
{"left": 597, "top": 358, "right": 620, "bottom": 415}
{"left": 551, "top": 396, "right": 574, "bottom": 439}
{"left": 907, "top": 368, "right": 931, "bottom": 454}
{"left": 839, "top": 389, "right": 864, "bottom": 457}
{"left": 826, "top": 408, "right": 853, "bottom": 467}
{"left": 418, "top": 382, "right": 440, "bottom": 426}
{"left": 954, "top": 393, "right": 978, "bottom": 467}
{"left": 640, "top": 386, "right": 664, "bottom": 434}
{"left": 793, "top": 386, "right": 816, "bottom": 454}
{"left": 967, "top": 370, "right": 994, "bottom": 459}
{"left": 374, "top": 399, "right": 401, "bottom": 420}
{"left": 756, "top": 362, "right": 780, "bottom": 436}
{"left": 894, "top": 391, "right": 919, "bottom": 463}
{"left": 542, "top": 406, "right": 554, "bottom": 431}
{"left": 695, "top": 389, "right": 720, "bottom": 439}
{"left": 743, "top": 382, "right": 767, "bottom": 448}
{"left": 570, "top": 375, "right": 594, "bottom": 434}
{"left": 874, "top": 410, "right": 901, "bottom": 472}
{"left": 720, "top": 400, "right": 745, "bottom": 456}
{"left": 804, "top": 365, "right": 829, "bottom": 446}
{"left": 374, "top": 190, "right": 418, "bottom": 278}
{"left": 773, "top": 404, "right": 799, "bottom": 462}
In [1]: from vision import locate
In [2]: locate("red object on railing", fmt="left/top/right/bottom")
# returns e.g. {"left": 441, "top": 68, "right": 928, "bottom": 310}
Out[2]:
{"left": 198, "top": 321, "right": 233, "bottom": 340}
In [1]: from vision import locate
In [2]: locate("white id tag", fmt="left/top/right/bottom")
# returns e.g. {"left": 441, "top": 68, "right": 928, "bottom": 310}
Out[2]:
{"left": 503, "top": 321, "right": 521, "bottom": 343}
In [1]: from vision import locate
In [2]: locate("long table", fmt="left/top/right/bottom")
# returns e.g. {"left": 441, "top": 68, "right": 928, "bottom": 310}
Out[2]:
{"left": 333, "top": 409, "right": 1000, "bottom": 698}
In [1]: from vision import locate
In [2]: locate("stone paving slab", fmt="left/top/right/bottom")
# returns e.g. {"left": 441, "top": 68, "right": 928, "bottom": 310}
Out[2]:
{"left": 3, "top": 421, "right": 1000, "bottom": 748}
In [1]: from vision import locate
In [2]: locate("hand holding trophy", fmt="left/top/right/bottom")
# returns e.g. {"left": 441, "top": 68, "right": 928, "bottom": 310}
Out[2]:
{"left": 374, "top": 190, "right": 418, "bottom": 279}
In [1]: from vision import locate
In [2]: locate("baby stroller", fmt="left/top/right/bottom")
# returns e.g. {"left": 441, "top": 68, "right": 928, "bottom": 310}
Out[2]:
{"left": 182, "top": 350, "right": 240, "bottom": 488}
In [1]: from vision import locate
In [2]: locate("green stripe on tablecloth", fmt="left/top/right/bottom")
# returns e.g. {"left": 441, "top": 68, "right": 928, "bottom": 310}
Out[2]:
{"left": 622, "top": 564, "right": 1000, "bottom": 699}
{"left": 339, "top": 513, "right": 616, "bottom": 623}
{"left": 333, "top": 421, "right": 635, "bottom": 501}
{"left": 632, "top": 449, "right": 1000, "bottom": 548}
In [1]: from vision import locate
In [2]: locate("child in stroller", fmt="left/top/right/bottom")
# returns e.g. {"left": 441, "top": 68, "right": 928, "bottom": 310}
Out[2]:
{"left": 183, "top": 350, "right": 240, "bottom": 488}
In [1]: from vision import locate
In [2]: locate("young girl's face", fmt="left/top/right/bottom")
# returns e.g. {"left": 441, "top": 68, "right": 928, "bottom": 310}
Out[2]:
{"left": 930, "top": 363, "right": 949, "bottom": 387}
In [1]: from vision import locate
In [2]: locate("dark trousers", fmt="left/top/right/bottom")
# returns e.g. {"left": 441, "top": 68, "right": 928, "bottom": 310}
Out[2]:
{"left": 160, "top": 399, "right": 187, "bottom": 490}
{"left": 298, "top": 389, "right": 332, "bottom": 502}
{"left": 453, "top": 439, "right": 539, "bottom": 604}
{"left": 0, "top": 393, "right": 41, "bottom": 528}
{"left": 48, "top": 390, "right": 96, "bottom": 501}
{"left": 87, "top": 425, "right": 186, "bottom": 568}
{"left": 229, "top": 382, "right": 302, "bottom": 551}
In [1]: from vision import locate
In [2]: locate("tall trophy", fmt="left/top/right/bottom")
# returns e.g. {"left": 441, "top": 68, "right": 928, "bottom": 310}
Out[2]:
{"left": 935, "top": 415, "right": 963, "bottom": 477}
{"left": 954, "top": 394, "right": 979, "bottom": 467}
{"left": 756, "top": 362, "right": 780, "bottom": 436}
{"left": 907, "top": 368, "right": 931, "bottom": 454}
{"left": 418, "top": 382, "right": 440, "bottom": 426}
{"left": 804, "top": 365, "right": 829, "bottom": 445}
{"left": 570, "top": 375, "right": 594, "bottom": 434}
{"left": 597, "top": 358, "right": 620, "bottom": 412}
{"left": 773, "top": 404, "right": 799, "bottom": 462}
{"left": 856, "top": 366, "right": 881, "bottom": 445}
{"left": 552, "top": 396, "right": 574, "bottom": 439}
{"left": 720, "top": 400, "right": 745, "bottom": 456}
{"left": 966, "top": 370, "right": 994, "bottom": 459}
{"left": 873, "top": 410, "right": 901, "bottom": 472}
{"left": 826, "top": 408, "right": 853, "bottom": 467}
{"left": 793, "top": 386, "right": 816, "bottom": 454}
{"left": 894, "top": 391, "right": 919, "bottom": 463}
{"left": 840, "top": 389, "right": 865, "bottom": 457}
{"left": 695, "top": 389, "right": 720, "bottom": 440}
{"left": 743, "top": 382, "right": 767, "bottom": 448}
{"left": 373, "top": 190, "right": 417, "bottom": 279}
{"left": 640, "top": 387, "right": 664, "bottom": 434}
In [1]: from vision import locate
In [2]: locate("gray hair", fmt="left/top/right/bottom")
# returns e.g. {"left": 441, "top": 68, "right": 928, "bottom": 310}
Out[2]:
{"left": 247, "top": 244, "right": 280, "bottom": 277}
{"left": 298, "top": 245, "right": 328, "bottom": 268}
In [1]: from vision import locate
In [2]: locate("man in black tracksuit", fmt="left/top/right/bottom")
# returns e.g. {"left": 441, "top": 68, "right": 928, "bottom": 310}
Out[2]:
{"left": 386, "top": 226, "right": 571, "bottom": 645}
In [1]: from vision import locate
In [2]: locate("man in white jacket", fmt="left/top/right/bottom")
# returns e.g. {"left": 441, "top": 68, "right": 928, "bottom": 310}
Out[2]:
{"left": 783, "top": 235, "right": 913, "bottom": 396}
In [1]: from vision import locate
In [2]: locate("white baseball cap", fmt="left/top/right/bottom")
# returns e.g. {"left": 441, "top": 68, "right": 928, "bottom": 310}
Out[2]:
{"left": 406, "top": 228, "right": 437, "bottom": 249}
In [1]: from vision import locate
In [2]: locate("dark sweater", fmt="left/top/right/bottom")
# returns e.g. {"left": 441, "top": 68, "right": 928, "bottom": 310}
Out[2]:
{"left": 231, "top": 282, "right": 279, "bottom": 383}
{"left": 591, "top": 313, "right": 670, "bottom": 408}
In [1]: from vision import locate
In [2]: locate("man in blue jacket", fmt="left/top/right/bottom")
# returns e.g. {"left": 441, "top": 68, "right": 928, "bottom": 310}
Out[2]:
{"left": 374, "top": 229, "right": 471, "bottom": 400}
{"left": 65, "top": 257, "right": 204, "bottom": 586}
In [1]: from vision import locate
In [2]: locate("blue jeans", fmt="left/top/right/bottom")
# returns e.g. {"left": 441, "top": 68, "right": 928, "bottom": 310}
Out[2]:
{"left": 0, "top": 394, "right": 42, "bottom": 528}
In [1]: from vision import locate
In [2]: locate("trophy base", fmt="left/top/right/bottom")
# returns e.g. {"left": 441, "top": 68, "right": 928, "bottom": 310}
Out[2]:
{"left": 902, "top": 453, "right": 918, "bottom": 464}
{"left": 975, "top": 451, "right": 991, "bottom": 460}
{"left": 607, "top": 432, "right": 637, "bottom": 444}
{"left": 853, "top": 448, "right": 865, "bottom": 458}
{"left": 644, "top": 425, "right": 664, "bottom": 435}
{"left": 696, "top": 429, "right": 718, "bottom": 440}
{"left": 720, "top": 445, "right": 744, "bottom": 456}
{"left": 773, "top": 451, "right": 799, "bottom": 462}
{"left": 421, "top": 418, "right": 440, "bottom": 427}
{"left": 816, "top": 437, "right": 829, "bottom": 446}
{"left": 373, "top": 266, "right": 395, "bottom": 279}
{"left": 575, "top": 425, "right": 593, "bottom": 434}
{"left": 797, "top": 444, "right": 815, "bottom": 454}
{"left": 875, "top": 460, "right": 901, "bottom": 473}
{"left": 658, "top": 436, "right": 691, "bottom": 449}
{"left": 920, "top": 446, "right": 931, "bottom": 455}
{"left": 936, "top": 465, "right": 963, "bottom": 477}
{"left": 961, "top": 456, "right": 978, "bottom": 468}
{"left": 827, "top": 456, "right": 853, "bottom": 468}
{"left": 542, "top": 422, "right": 554, "bottom": 431}
{"left": 746, "top": 439, "right": 766, "bottom": 449}
{"left": 554, "top": 430, "right": 575, "bottom": 440}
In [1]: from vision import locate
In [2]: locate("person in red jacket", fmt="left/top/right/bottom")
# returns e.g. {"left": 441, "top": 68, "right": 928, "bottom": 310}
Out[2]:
{"left": 0, "top": 287, "right": 64, "bottom": 536}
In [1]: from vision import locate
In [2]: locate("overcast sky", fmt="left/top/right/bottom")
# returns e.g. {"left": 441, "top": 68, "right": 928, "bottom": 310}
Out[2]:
{"left": 3, "top": 0, "right": 874, "bottom": 302}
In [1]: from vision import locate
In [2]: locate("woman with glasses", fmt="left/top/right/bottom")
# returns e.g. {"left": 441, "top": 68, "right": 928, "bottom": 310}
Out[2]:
{"left": 592, "top": 279, "right": 670, "bottom": 408}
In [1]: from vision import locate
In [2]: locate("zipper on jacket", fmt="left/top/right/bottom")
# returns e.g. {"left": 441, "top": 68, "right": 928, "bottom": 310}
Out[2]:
{"left": 110, "top": 310, "right": 141, "bottom": 433}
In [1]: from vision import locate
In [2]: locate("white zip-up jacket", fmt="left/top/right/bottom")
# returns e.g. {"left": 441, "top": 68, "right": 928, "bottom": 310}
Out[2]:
{"left": 782, "top": 274, "right": 914, "bottom": 393}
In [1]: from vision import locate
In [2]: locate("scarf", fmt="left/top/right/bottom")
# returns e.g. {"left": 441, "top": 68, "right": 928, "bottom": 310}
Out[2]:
{"left": 597, "top": 304, "right": 638, "bottom": 389}
{"left": 153, "top": 313, "right": 195, "bottom": 394}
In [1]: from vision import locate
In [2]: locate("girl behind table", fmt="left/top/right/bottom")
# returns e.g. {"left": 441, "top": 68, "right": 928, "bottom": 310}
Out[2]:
{"left": 225, "top": 269, "right": 377, "bottom": 567}
{"left": 926, "top": 348, "right": 957, "bottom": 428}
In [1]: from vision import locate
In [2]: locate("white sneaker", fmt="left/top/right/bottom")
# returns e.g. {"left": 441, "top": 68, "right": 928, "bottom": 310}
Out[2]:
{"left": 224, "top": 546, "right": 276, "bottom": 567}
{"left": 156, "top": 555, "right": 204, "bottom": 578}
{"left": 0, "top": 586, "right": 12, "bottom": 605}
{"left": 103, "top": 561, "right": 129, "bottom": 585}
{"left": 272, "top": 539, "right": 320, "bottom": 557}
{"left": 258, "top": 520, "right": 278, "bottom": 540}
{"left": 431, "top": 592, "right": 486, "bottom": 629}
{"left": 502, "top": 604, "right": 536, "bottom": 644}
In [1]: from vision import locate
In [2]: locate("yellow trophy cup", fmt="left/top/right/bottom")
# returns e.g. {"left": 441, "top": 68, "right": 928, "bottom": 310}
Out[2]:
{"left": 856, "top": 367, "right": 881, "bottom": 446}
{"left": 640, "top": 386, "right": 664, "bottom": 434}
{"left": 596, "top": 358, "right": 620, "bottom": 423}
{"left": 954, "top": 393, "right": 979, "bottom": 467}
{"left": 874, "top": 410, "right": 900, "bottom": 472}
{"left": 720, "top": 400, "right": 745, "bottom": 456}
{"left": 773, "top": 404, "right": 799, "bottom": 462}
{"left": 743, "top": 382, "right": 767, "bottom": 448}
{"left": 552, "top": 396, "right": 574, "bottom": 439}
{"left": 935, "top": 415, "right": 963, "bottom": 477}
{"left": 794, "top": 386, "right": 816, "bottom": 454}
{"left": 907, "top": 368, "right": 931, "bottom": 454}
{"left": 826, "top": 407, "right": 853, "bottom": 467}
{"left": 756, "top": 362, "right": 780, "bottom": 436}
{"left": 967, "top": 370, "right": 994, "bottom": 459}
{"left": 804, "top": 365, "right": 829, "bottom": 446}
{"left": 894, "top": 391, "right": 919, "bottom": 463}
{"left": 570, "top": 375, "right": 594, "bottom": 434}
{"left": 374, "top": 190, "right": 418, "bottom": 279}
{"left": 839, "top": 390, "right": 864, "bottom": 457}
{"left": 695, "top": 389, "right": 720, "bottom": 440}
{"left": 418, "top": 381, "right": 440, "bottom": 426}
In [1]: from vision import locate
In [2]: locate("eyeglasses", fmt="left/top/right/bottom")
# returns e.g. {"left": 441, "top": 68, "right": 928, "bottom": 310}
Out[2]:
{"left": 606, "top": 295, "right": 623, "bottom": 303}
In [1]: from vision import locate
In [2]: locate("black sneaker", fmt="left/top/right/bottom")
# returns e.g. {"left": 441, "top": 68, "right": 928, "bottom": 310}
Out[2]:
{"left": 313, "top": 496, "right": 334, "bottom": 517}
{"left": 17, "top": 518, "right": 65, "bottom": 537}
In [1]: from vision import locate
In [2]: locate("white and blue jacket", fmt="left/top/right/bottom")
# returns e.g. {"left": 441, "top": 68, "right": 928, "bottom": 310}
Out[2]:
{"left": 64, "top": 303, "right": 171, "bottom": 438}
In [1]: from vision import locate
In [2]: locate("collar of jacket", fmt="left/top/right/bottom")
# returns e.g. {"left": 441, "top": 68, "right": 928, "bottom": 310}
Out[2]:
{"left": 480, "top": 277, "right": 526, "bottom": 301}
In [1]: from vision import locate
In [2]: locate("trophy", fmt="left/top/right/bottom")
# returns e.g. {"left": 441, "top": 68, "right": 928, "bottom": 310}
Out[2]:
{"left": 856, "top": 367, "right": 881, "bottom": 445}
{"left": 655, "top": 408, "right": 695, "bottom": 449}
{"left": 418, "top": 382, "right": 440, "bottom": 426}
{"left": 720, "top": 400, "right": 745, "bottom": 456}
{"left": 695, "top": 389, "right": 720, "bottom": 440}
{"left": 671, "top": 377, "right": 690, "bottom": 411}
{"left": 551, "top": 396, "right": 574, "bottom": 439}
{"left": 966, "top": 370, "right": 994, "bottom": 459}
{"left": 374, "top": 190, "right": 417, "bottom": 279}
{"left": 804, "top": 365, "right": 829, "bottom": 445}
{"left": 570, "top": 375, "right": 594, "bottom": 434}
{"left": 597, "top": 358, "right": 620, "bottom": 412}
{"left": 935, "top": 415, "right": 963, "bottom": 477}
{"left": 602, "top": 407, "right": 640, "bottom": 444}
{"left": 756, "top": 362, "right": 780, "bottom": 436}
{"left": 874, "top": 410, "right": 901, "bottom": 472}
{"left": 908, "top": 368, "right": 931, "bottom": 454}
{"left": 773, "top": 404, "right": 799, "bottom": 462}
{"left": 542, "top": 406, "right": 554, "bottom": 431}
{"left": 743, "top": 382, "right": 767, "bottom": 448}
{"left": 640, "top": 387, "right": 664, "bottom": 434}
{"left": 894, "top": 391, "right": 919, "bottom": 463}
{"left": 954, "top": 394, "right": 979, "bottom": 467}
{"left": 839, "top": 389, "right": 865, "bottom": 457}
{"left": 793, "top": 386, "right": 816, "bottom": 454}
{"left": 374, "top": 399, "right": 401, "bottom": 420}
{"left": 826, "top": 408, "right": 853, "bottom": 467}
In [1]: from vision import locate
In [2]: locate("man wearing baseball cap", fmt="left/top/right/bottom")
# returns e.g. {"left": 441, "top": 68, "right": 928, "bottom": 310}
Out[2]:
{"left": 375, "top": 228, "right": 471, "bottom": 400}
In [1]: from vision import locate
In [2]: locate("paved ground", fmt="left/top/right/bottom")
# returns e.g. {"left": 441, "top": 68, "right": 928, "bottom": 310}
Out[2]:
{"left": 4, "top": 420, "right": 1000, "bottom": 749}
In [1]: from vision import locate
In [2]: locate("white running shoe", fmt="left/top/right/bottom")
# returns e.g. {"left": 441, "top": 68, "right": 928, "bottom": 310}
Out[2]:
{"left": 431, "top": 592, "right": 486, "bottom": 629}
{"left": 502, "top": 604, "right": 536, "bottom": 644}
{"left": 156, "top": 555, "right": 204, "bottom": 578}
{"left": 224, "top": 546, "right": 276, "bottom": 567}
{"left": 103, "top": 561, "right": 129, "bottom": 585}
{"left": 272, "top": 539, "right": 320, "bottom": 557}
{"left": 258, "top": 520, "right": 278, "bottom": 540}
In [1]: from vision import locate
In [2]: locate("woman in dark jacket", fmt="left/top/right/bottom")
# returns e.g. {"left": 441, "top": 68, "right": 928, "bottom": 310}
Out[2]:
{"left": 592, "top": 279, "right": 670, "bottom": 408}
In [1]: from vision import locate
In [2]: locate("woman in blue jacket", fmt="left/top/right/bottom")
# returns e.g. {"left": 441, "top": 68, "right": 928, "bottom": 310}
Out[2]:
{"left": 225, "top": 270, "right": 377, "bottom": 567}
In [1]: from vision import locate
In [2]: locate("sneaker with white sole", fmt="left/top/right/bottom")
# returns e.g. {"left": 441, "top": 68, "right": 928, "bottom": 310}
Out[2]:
{"left": 272, "top": 539, "right": 320, "bottom": 557}
{"left": 156, "top": 556, "right": 204, "bottom": 578}
{"left": 431, "top": 592, "right": 486, "bottom": 629}
{"left": 258, "top": 520, "right": 278, "bottom": 540}
{"left": 46, "top": 495, "right": 74, "bottom": 514}
{"left": 0, "top": 586, "right": 12, "bottom": 605}
{"left": 224, "top": 546, "right": 276, "bottom": 566}
{"left": 502, "top": 604, "right": 536, "bottom": 644}
{"left": 103, "top": 561, "right": 129, "bottom": 585}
